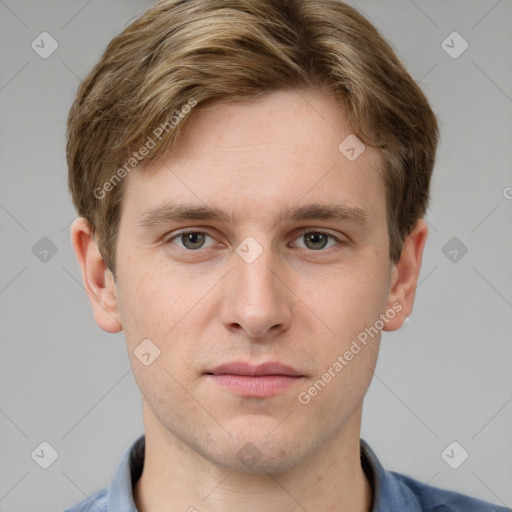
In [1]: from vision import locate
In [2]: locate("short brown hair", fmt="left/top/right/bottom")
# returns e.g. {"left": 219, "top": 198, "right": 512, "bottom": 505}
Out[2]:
{"left": 66, "top": 0, "right": 439, "bottom": 275}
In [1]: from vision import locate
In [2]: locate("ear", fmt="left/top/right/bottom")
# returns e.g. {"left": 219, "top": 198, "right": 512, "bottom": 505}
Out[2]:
{"left": 382, "top": 219, "right": 428, "bottom": 332}
{"left": 70, "top": 217, "right": 122, "bottom": 333}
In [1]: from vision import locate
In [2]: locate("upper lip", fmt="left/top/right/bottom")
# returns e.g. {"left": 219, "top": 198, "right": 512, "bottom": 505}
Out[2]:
{"left": 206, "top": 362, "right": 302, "bottom": 377}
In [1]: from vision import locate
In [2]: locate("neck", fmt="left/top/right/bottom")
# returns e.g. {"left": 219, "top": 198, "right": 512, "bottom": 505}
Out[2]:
{"left": 134, "top": 402, "right": 372, "bottom": 512}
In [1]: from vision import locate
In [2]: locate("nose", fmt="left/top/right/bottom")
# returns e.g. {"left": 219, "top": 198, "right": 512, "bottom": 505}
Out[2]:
{"left": 219, "top": 242, "right": 293, "bottom": 340}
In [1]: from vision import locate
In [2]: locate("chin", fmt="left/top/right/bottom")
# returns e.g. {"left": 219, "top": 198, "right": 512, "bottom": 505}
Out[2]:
{"left": 204, "top": 430, "right": 317, "bottom": 475}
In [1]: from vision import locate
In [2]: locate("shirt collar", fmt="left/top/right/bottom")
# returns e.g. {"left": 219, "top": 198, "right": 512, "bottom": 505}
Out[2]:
{"left": 107, "top": 434, "right": 421, "bottom": 512}
{"left": 360, "top": 439, "right": 422, "bottom": 512}
{"left": 107, "top": 433, "right": 145, "bottom": 512}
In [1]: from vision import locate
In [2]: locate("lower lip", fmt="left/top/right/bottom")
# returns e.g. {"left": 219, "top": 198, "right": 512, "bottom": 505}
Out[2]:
{"left": 207, "top": 374, "right": 303, "bottom": 397}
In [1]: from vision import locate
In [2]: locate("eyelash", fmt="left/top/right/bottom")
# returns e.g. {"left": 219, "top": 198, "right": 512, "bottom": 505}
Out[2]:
{"left": 163, "top": 229, "right": 344, "bottom": 251}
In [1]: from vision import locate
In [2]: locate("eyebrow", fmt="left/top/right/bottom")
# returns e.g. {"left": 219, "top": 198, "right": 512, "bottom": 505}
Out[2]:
{"left": 138, "top": 202, "right": 370, "bottom": 230}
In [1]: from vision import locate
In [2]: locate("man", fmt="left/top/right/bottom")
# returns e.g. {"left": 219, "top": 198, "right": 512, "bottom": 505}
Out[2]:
{"left": 63, "top": 0, "right": 508, "bottom": 510}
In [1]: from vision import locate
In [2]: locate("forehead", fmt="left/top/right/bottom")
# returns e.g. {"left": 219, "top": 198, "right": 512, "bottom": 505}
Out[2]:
{"left": 122, "top": 88, "right": 386, "bottom": 227}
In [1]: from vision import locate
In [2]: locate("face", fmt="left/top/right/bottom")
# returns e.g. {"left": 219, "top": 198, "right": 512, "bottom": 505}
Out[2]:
{"left": 110, "top": 88, "right": 400, "bottom": 473}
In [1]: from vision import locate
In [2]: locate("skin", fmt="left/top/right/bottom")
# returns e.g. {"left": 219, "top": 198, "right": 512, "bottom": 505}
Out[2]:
{"left": 71, "top": 87, "right": 427, "bottom": 512}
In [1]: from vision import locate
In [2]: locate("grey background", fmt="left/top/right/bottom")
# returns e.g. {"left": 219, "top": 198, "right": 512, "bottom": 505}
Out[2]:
{"left": 1, "top": 0, "right": 511, "bottom": 511}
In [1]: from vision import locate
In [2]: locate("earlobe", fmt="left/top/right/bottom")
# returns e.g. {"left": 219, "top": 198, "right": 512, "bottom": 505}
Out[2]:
{"left": 382, "top": 219, "right": 428, "bottom": 332}
{"left": 70, "top": 217, "right": 122, "bottom": 333}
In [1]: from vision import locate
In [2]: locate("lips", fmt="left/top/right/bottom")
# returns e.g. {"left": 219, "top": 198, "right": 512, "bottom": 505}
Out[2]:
{"left": 206, "top": 361, "right": 302, "bottom": 377}
{"left": 204, "top": 362, "right": 304, "bottom": 397}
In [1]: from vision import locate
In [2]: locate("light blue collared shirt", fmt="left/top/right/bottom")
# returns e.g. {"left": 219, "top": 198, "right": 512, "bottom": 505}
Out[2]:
{"left": 62, "top": 433, "right": 510, "bottom": 512}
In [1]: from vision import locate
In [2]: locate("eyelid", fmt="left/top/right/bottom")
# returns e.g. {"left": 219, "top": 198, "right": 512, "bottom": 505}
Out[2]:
{"left": 294, "top": 227, "right": 343, "bottom": 241}
{"left": 164, "top": 229, "right": 218, "bottom": 247}
{"left": 164, "top": 227, "right": 345, "bottom": 251}
{"left": 291, "top": 228, "right": 345, "bottom": 249}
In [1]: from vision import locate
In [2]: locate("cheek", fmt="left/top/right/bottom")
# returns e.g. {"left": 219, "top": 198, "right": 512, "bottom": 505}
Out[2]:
{"left": 118, "top": 271, "right": 198, "bottom": 407}
{"left": 300, "top": 258, "right": 390, "bottom": 386}
{"left": 116, "top": 261, "right": 209, "bottom": 376}
{"left": 310, "top": 265, "right": 389, "bottom": 332}
{"left": 296, "top": 277, "right": 383, "bottom": 417}
{"left": 117, "top": 258, "right": 180, "bottom": 331}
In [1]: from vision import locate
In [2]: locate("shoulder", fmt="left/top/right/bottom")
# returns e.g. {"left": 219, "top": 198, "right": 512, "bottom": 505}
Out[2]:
{"left": 60, "top": 487, "right": 108, "bottom": 512}
{"left": 392, "top": 471, "right": 510, "bottom": 512}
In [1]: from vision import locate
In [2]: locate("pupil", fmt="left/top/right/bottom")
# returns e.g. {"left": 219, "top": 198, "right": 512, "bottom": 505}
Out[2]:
{"left": 180, "top": 232, "right": 328, "bottom": 250}
{"left": 306, "top": 233, "right": 327, "bottom": 250}
{"left": 183, "top": 232, "right": 204, "bottom": 249}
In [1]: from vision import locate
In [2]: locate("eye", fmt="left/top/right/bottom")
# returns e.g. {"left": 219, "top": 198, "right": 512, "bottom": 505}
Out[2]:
{"left": 292, "top": 230, "right": 342, "bottom": 251}
{"left": 164, "top": 230, "right": 216, "bottom": 250}
{"left": 164, "top": 229, "right": 343, "bottom": 252}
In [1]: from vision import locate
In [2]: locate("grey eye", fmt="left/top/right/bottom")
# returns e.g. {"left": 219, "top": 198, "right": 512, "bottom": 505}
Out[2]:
{"left": 180, "top": 232, "right": 207, "bottom": 250}
{"left": 293, "top": 231, "right": 339, "bottom": 251}
{"left": 167, "top": 231, "right": 215, "bottom": 250}
{"left": 303, "top": 232, "right": 329, "bottom": 250}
